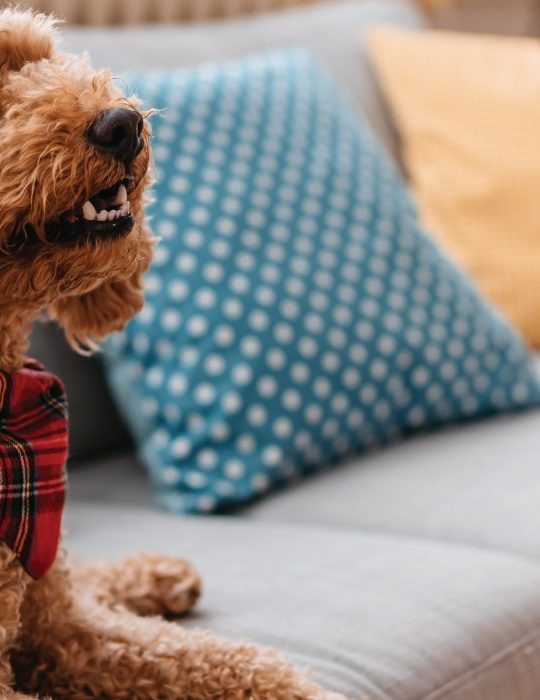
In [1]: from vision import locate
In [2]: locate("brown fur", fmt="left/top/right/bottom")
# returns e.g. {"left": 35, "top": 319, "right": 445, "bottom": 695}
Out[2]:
{"left": 0, "top": 9, "right": 347, "bottom": 699}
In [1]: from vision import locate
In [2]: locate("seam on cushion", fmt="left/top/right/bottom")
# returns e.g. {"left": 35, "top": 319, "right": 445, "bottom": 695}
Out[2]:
{"left": 417, "top": 626, "right": 540, "bottom": 700}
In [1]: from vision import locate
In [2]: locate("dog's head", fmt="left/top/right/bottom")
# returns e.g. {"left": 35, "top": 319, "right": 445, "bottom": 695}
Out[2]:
{"left": 0, "top": 9, "right": 154, "bottom": 369}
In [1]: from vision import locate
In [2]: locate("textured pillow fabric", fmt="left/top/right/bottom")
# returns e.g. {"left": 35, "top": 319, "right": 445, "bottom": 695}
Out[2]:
{"left": 368, "top": 28, "right": 540, "bottom": 347}
{"left": 105, "top": 50, "right": 540, "bottom": 514}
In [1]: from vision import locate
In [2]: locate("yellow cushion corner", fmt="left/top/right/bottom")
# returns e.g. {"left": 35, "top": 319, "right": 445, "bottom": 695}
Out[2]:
{"left": 367, "top": 27, "right": 540, "bottom": 347}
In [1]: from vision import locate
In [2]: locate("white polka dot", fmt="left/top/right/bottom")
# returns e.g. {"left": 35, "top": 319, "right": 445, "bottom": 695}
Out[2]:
{"left": 161, "top": 466, "right": 180, "bottom": 485}
{"left": 222, "top": 391, "right": 243, "bottom": 414}
{"left": 194, "top": 383, "right": 216, "bottom": 406}
{"left": 197, "top": 449, "right": 218, "bottom": 470}
{"left": 321, "top": 351, "right": 340, "bottom": 373}
{"left": 168, "top": 280, "right": 189, "bottom": 302}
{"left": 179, "top": 346, "right": 199, "bottom": 367}
{"left": 274, "top": 322, "right": 294, "bottom": 344}
{"left": 214, "top": 324, "right": 235, "bottom": 347}
{"left": 197, "top": 496, "right": 217, "bottom": 512}
{"left": 223, "top": 298, "right": 244, "bottom": 319}
{"left": 282, "top": 388, "right": 302, "bottom": 411}
{"left": 175, "top": 252, "right": 197, "bottom": 274}
{"left": 153, "top": 246, "right": 170, "bottom": 267}
{"left": 185, "top": 471, "right": 207, "bottom": 489}
{"left": 239, "top": 336, "right": 261, "bottom": 359}
{"left": 305, "top": 403, "right": 323, "bottom": 424}
{"left": 246, "top": 310, "right": 268, "bottom": 332}
{"left": 331, "top": 393, "right": 349, "bottom": 414}
{"left": 225, "top": 460, "right": 245, "bottom": 479}
{"left": 164, "top": 197, "right": 183, "bottom": 216}
{"left": 195, "top": 288, "right": 217, "bottom": 309}
{"left": 251, "top": 474, "right": 270, "bottom": 493}
{"left": 146, "top": 366, "right": 165, "bottom": 389}
{"left": 187, "top": 316, "right": 208, "bottom": 338}
{"left": 204, "top": 354, "right": 225, "bottom": 376}
{"left": 203, "top": 262, "right": 225, "bottom": 283}
{"left": 171, "top": 437, "right": 191, "bottom": 459}
{"left": 297, "top": 337, "right": 318, "bottom": 359}
{"left": 237, "top": 434, "right": 256, "bottom": 453}
{"left": 168, "top": 373, "right": 188, "bottom": 396}
{"left": 257, "top": 376, "right": 278, "bottom": 398}
{"left": 229, "top": 274, "right": 250, "bottom": 294}
{"left": 247, "top": 404, "right": 267, "bottom": 427}
{"left": 145, "top": 274, "right": 162, "bottom": 295}
{"left": 291, "top": 362, "right": 310, "bottom": 384}
{"left": 211, "top": 422, "right": 230, "bottom": 441}
{"left": 262, "top": 445, "right": 283, "bottom": 467}
{"left": 161, "top": 309, "right": 181, "bottom": 332}
{"left": 232, "top": 363, "right": 253, "bottom": 386}
{"left": 313, "top": 376, "right": 332, "bottom": 399}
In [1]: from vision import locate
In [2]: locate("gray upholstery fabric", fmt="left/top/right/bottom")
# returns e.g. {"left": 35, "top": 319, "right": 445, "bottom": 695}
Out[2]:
{"left": 244, "top": 408, "right": 540, "bottom": 559}
{"left": 65, "top": 503, "right": 540, "bottom": 700}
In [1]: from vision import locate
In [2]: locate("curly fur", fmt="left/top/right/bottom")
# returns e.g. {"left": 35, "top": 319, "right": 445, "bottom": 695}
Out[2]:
{"left": 0, "top": 9, "right": 347, "bottom": 699}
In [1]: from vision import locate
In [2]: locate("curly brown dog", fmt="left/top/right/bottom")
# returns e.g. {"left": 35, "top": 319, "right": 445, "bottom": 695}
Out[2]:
{"left": 0, "top": 9, "right": 347, "bottom": 700}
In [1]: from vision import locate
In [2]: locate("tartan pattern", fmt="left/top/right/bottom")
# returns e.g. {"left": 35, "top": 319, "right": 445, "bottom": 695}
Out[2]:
{"left": 0, "top": 359, "right": 68, "bottom": 579}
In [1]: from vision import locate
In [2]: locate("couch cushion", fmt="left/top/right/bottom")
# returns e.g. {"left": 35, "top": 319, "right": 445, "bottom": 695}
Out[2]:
{"left": 369, "top": 28, "right": 540, "bottom": 348}
{"left": 65, "top": 503, "right": 540, "bottom": 700}
{"left": 104, "top": 46, "right": 540, "bottom": 513}
{"left": 245, "top": 407, "right": 540, "bottom": 559}
{"left": 30, "top": 0, "right": 423, "bottom": 461}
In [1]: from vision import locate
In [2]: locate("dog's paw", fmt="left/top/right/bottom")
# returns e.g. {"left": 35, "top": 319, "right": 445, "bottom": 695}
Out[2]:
{"left": 114, "top": 552, "right": 202, "bottom": 617}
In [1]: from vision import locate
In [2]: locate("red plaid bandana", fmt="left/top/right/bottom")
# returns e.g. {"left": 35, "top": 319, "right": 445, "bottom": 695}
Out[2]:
{"left": 0, "top": 359, "right": 68, "bottom": 580}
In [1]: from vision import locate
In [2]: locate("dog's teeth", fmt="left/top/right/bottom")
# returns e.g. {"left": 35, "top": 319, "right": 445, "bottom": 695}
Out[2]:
{"left": 97, "top": 210, "right": 108, "bottom": 221}
{"left": 126, "top": 201, "right": 131, "bottom": 213}
{"left": 82, "top": 201, "right": 97, "bottom": 221}
{"left": 115, "top": 184, "right": 128, "bottom": 205}
{"left": 108, "top": 210, "right": 117, "bottom": 221}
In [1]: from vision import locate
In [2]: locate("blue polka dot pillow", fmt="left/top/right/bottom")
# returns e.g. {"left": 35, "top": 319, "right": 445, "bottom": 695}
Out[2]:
{"left": 105, "top": 50, "right": 540, "bottom": 514}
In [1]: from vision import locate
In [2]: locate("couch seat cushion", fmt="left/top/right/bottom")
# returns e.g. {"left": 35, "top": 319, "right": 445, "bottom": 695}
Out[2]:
{"left": 65, "top": 503, "right": 540, "bottom": 700}
{"left": 245, "top": 408, "right": 540, "bottom": 559}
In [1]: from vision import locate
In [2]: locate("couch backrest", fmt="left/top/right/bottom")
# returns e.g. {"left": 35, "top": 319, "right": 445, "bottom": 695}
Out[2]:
{"left": 29, "top": 323, "right": 132, "bottom": 460}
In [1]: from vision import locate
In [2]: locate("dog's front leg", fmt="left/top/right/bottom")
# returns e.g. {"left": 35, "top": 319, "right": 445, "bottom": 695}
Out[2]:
{"left": 72, "top": 552, "right": 202, "bottom": 618}
{"left": 14, "top": 551, "right": 345, "bottom": 700}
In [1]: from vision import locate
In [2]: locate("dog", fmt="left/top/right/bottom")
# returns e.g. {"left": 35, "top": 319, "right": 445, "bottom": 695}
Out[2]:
{"left": 0, "top": 9, "right": 347, "bottom": 699}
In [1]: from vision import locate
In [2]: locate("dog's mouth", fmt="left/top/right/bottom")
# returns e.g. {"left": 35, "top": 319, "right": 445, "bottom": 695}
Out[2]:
{"left": 46, "top": 178, "right": 135, "bottom": 244}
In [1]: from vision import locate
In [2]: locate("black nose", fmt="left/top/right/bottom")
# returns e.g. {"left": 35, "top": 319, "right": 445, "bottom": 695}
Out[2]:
{"left": 87, "top": 108, "right": 143, "bottom": 165}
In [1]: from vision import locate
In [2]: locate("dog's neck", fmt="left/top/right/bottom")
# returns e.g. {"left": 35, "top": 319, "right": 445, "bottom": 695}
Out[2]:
{"left": 0, "top": 304, "right": 39, "bottom": 372}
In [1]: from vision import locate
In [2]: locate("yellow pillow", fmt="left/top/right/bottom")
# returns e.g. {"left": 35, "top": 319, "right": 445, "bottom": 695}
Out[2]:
{"left": 368, "top": 28, "right": 540, "bottom": 347}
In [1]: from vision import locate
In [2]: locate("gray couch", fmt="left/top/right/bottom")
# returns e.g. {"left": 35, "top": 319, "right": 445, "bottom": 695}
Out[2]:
{"left": 30, "top": 2, "right": 540, "bottom": 698}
